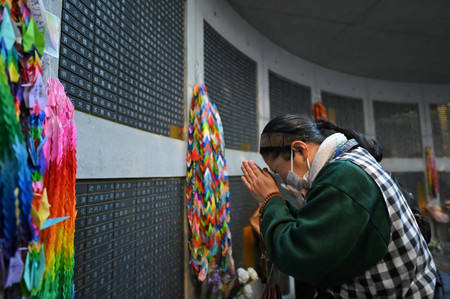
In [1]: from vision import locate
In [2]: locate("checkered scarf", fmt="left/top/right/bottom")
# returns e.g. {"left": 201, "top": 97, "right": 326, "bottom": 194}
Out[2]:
{"left": 325, "top": 145, "right": 437, "bottom": 298}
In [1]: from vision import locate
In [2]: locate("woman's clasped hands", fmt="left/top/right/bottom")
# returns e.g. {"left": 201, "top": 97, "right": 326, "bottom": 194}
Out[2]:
{"left": 241, "top": 160, "right": 280, "bottom": 203}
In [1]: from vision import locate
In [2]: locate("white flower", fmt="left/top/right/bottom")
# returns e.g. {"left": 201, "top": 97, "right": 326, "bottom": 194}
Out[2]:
{"left": 247, "top": 267, "right": 258, "bottom": 281}
{"left": 237, "top": 268, "right": 249, "bottom": 284}
{"left": 242, "top": 284, "right": 253, "bottom": 297}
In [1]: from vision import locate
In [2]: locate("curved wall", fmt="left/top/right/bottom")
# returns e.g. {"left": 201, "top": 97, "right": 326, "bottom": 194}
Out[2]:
{"left": 186, "top": 2, "right": 450, "bottom": 294}
{"left": 42, "top": 0, "right": 449, "bottom": 297}
{"left": 71, "top": 0, "right": 449, "bottom": 181}
{"left": 188, "top": 0, "right": 450, "bottom": 175}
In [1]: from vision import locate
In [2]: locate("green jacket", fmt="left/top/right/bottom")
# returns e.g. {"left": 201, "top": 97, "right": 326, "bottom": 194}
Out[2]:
{"left": 260, "top": 160, "right": 391, "bottom": 288}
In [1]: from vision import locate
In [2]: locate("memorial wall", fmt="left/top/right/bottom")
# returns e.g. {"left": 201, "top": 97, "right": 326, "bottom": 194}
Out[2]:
{"left": 59, "top": 0, "right": 186, "bottom": 297}
{"left": 47, "top": 0, "right": 450, "bottom": 298}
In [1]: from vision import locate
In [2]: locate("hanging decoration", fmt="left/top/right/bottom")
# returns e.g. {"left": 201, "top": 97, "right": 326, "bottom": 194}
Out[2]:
{"left": 425, "top": 147, "right": 440, "bottom": 201}
{"left": 36, "top": 78, "right": 77, "bottom": 298}
{"left": 1, "top": 0, "right": 43, "bottom": 294}
{"left": 312, "top": 102, "right": 328, "bottom": 121}
{"left": 0, "top": 1, "right": 77, "bottom": 297}
{"left": 20, "top": 3, "right": 50, "bottom": 296}
{"left": 186, "top": 84, "right": 235, "bottom": 283}
{"left": 0, "top": 56, "right": 33, "bottom": 289}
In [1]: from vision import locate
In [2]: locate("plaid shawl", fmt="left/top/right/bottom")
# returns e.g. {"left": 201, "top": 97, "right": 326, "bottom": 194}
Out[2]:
{"left": 326, "top": 145, "right": 437, "bottom": 298}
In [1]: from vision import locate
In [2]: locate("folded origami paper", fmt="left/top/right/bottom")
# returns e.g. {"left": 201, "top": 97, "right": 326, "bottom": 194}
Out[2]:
{"left": 0, "top": 1, "right": 76, "bottom": 297}
{"left": 22, "top": 18, "right": 45, "bottom": 55}
{"left": 23, "top": 243, "right": 46, "bottom": 293}
{"left": 186, "top": 84, "right": 234, "bottom": 284}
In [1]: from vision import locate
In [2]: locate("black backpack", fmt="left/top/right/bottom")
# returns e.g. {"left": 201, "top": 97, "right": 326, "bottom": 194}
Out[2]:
{"left": 393, "top": 177, "right": 432, "bottom": 244}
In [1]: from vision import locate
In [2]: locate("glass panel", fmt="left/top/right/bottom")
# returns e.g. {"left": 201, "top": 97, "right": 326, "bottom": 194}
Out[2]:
{"left": 269, "top": 71, "right": 311, "bottom": 119}
{"left": 430, "top": 103, "right": 450, "bottom": 157}
{"left": 204, "top": 22, "right": 258, "bottom": 151}
{"left": 321, "top": 91, "right": 364, "bottom": 133}
{"left": 374, "top": 101, "right": 422, "bottom": 157}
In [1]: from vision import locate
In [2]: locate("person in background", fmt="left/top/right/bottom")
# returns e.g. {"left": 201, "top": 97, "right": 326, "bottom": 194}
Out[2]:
{"left": 241, "top": 114, "right": 445, "bottom": 298}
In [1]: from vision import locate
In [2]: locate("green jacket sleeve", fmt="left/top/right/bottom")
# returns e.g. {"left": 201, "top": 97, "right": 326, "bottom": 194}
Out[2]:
{"left": 260, "top": 160, "right": 390, "bottom": 288}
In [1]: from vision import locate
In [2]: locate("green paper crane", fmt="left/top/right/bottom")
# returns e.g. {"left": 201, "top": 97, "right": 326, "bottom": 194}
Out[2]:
{"left": 22, "top": 18, "right": 45, "bottom": 55}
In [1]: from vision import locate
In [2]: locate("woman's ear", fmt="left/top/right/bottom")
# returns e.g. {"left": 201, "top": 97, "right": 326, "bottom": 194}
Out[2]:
{"left": 291, "top": 140, "right": 308, "bottom": 157}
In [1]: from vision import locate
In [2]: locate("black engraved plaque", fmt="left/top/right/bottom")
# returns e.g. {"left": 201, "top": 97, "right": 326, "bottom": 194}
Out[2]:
{"left": 74, "top": 177, "right": 184, "bottom": 298}
{"left": 204, "top": 22, "right": 258, "bottom": 151}
{"left": 59, "top": 0, "right": 185, "bottom": 137}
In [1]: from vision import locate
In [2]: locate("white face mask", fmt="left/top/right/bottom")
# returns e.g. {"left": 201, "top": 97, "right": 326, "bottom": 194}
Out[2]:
{"left": 286, "top": 149, "right": 310, "bottom": 192}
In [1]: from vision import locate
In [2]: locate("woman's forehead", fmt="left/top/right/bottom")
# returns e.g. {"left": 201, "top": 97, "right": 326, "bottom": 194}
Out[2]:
{"left": 264, "top": 155, "right": 288, "bottom": 171}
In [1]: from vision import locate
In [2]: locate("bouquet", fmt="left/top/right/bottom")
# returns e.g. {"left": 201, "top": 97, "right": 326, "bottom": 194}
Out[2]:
{"left": 226, "top": 267, "right": 259, "bottom": 298}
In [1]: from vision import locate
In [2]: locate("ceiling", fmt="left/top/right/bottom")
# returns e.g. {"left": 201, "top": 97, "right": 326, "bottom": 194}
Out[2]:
{"left": 226, "top": 0, "right": 450, "bottom": 84}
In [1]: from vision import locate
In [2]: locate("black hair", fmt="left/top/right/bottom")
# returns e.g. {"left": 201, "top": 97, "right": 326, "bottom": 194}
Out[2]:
{"left": 260, "top": 114, "right": 383, "bottom": 162}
